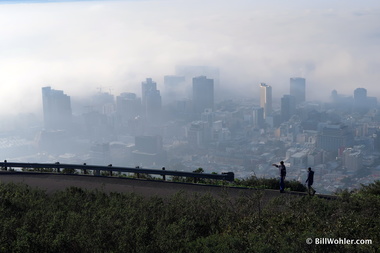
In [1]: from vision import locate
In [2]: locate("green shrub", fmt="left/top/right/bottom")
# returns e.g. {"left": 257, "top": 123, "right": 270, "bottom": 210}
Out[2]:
{"left": 235, "top": 176, "right": 307, "bottom": 192}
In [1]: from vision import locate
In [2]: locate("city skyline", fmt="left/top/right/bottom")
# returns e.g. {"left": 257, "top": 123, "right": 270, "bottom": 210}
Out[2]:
{"left": 1, "top": 67, "right": 380, "bottom": 195}
{"left": 0, "top": 0, "right": 379, "bottom": 117}
{"left": 22, "top": 74, "right": 380, "bottom": 121}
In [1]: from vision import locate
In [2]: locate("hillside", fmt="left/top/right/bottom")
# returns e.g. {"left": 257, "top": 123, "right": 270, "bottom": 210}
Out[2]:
{"left": 0, "top": 179, "right": 379, "bottom": 252}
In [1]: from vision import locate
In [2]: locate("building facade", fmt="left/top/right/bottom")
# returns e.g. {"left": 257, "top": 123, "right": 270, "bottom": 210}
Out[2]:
{"left": 192, "top": 76, "right": 214, "bottom": 116}
{"left": 116, "top": 92, "right": 141, "bottom": 128}
{"left": 141, "top": 78, "right": 162, "bottom": 122}
{"left": 259, "top": 83, "right": 272, "bottom": 119}
{"left": 316, "top": 124, "right": 354, "bottom": 153}
{"left": 42, "top": 86, "right": 72, "bottom": 130}
{"left": 281, "top": 94, "right": 296, "bottom": 123}
{"left": 290, "top": 77, "right": 306, "bottom": 105}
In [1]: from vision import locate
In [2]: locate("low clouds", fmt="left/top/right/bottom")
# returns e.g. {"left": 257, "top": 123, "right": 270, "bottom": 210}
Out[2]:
{"left": 0, "top": 0, "right": 379, "bottom": 116}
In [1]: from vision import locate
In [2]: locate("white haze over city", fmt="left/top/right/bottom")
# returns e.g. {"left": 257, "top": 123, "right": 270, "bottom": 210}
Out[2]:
{"left": 0, "top": 0, "right": 379, "bottom": 117}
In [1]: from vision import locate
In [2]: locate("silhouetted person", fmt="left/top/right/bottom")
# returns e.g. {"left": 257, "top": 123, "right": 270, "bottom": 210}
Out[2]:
{"left": 305, "top": 167, "right": 316, "bottom": 196}
{"left": 162, "top": 167, "right": 166, "bottom": 181}
{"left": 272, "top": 161, "right": 286, "bottom": 193}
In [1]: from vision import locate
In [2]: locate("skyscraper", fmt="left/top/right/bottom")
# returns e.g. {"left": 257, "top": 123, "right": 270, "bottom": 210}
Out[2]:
{"left": 281, "top": 94, "right": 296, "bottom": 122}
{"left": 42, "top": 86, "right": 72, "bottom": 130}
{"left": 290, "top": 77, "right": 306, "bottom": 105}
{"left": 116, "top": 92, "right": 141, "bottom": 125}
{"left": 176, "top": 65, "right": 220, "bottom": 100}
{"left": 141, "top": 78, "right": 162, "bottom": 121}
{"left": 141, "top": 78, "right": 157, "bottom": 106}
{"left": 353, "top": 88, "right": 368, "bottom": 113}
{"left": 259, "top": 83, "right": 272, "bottom": 118}
{"left": 253, "top": 107, "right": 265, "bottom": 129}
{"left": 192, "top": 76, "right": 214, "bottom": 115}
{"left": 145, "top": 89, "right": 162, "bottom": 120}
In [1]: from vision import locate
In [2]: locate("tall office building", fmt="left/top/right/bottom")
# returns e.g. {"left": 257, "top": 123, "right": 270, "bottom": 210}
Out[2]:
{"left": 176, "top": 65, "right": 220, "bottom": 100}
{"left": 192, "top": 76, "right": 214, "bottom": 115}
{"left": 259, "top": 83, "right": 272, "bottom": 119}
{"left": 316, "top": 124, "right": 354, "bottom": 153}
{"left": 141, "top": 78, "right": 162, "bottom": 121}
{"left": 253, "top": 107, "right": 265, "bottom": 129}
{"left": 145, "top": 89, "right": 162, "bottom": 120}
{"left": 353, "top": 88, "right": 368, "bottom": 113}
{"left": 141, "top": 78, "right": 157, "bottom": 106}
{"left": 116, "top": 93, "right": 141, "bottom": 124}
{"left": 290, "top": 77, "right": 306, "bottom": 105}
{"left": 281, "top": 95, "right": 296, "bottom": 123}
{"left": 42, "top": 86, "right": 72, "bottom": 130}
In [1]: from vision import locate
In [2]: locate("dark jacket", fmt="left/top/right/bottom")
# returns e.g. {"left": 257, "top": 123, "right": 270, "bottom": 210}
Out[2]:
{"left": 306, "top": 170, "right": 314, "bottom": 185}
{"left": 279, "top": 164, "right": 286, "bottom": 177}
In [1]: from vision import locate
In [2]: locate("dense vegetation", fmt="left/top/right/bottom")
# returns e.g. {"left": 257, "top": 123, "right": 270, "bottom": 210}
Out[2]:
{"left": 0, "top": 181, "right": 379, "bottom": 252}
{"left": 234, "top": 176, "right": 308, "bottom": 192}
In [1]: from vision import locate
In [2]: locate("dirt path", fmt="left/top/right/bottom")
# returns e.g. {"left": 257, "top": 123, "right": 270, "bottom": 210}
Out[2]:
{"left": 0, "top": 171, "right": 334, "bottom": 201}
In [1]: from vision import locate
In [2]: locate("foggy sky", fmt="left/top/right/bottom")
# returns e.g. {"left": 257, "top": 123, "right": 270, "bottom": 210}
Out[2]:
{"left": 0, "top": 0, "right": 379, "bottom": 117}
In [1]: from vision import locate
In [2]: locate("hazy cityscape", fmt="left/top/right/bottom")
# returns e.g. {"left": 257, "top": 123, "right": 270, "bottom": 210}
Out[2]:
{"left": 1, "top": 0, "right": 380, "bottom": 195}
{"left": 1, "top": 1, "right": 380, "bottom": 251}
{"left": 0, "top": 65, "right": 379, "bottom": 194}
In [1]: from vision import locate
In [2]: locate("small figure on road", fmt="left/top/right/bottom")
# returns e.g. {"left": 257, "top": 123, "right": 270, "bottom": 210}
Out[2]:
{"left": 272, "top": 161, "right": 286, "bottom": 193}
{"left": 305, "top": 167, "right": 316, "bottom": 196}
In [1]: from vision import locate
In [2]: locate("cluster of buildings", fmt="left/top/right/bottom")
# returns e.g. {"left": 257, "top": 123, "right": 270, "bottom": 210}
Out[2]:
{"left": 3, "top": 66, "right": 380, "bottom": 194}
{"left": 37, "top": 66, "right": 220, "bottom": 169}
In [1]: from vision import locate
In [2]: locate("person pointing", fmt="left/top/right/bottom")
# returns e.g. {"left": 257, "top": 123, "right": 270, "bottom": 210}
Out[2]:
{"left": 272, "top": 161, "right": 286, "bottom": 193}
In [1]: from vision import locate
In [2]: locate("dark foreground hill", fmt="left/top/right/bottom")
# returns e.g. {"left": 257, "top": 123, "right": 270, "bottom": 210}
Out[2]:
{"left": 0, "top": 178, "right": 379, "bottom": 252}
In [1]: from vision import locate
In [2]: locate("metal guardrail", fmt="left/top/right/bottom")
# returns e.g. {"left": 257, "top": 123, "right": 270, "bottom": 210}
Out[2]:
{"left": 0, "top": 161, "right": 235, "bottom": 182}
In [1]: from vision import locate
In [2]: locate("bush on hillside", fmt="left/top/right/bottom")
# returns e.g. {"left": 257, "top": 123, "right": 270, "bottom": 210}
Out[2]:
{"left": 0, "top": 182, "right": 379, "bottom": 252}
{"left": 235, "top": 176, "right": 307, "bottom": 192}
